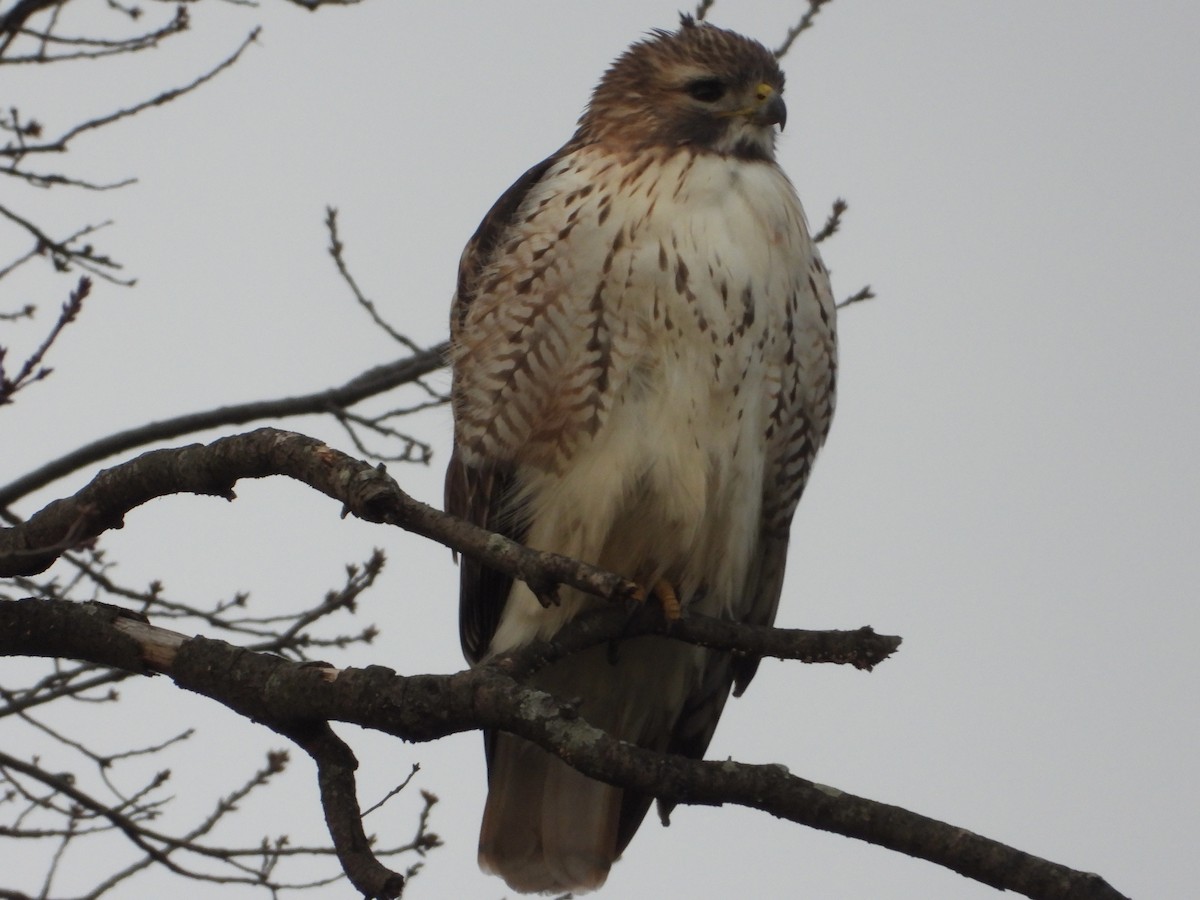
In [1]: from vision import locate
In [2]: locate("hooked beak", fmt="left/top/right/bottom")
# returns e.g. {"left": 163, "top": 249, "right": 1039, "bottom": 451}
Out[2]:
{"left": 749, "top": 83, "right": 787, "bottom": 131}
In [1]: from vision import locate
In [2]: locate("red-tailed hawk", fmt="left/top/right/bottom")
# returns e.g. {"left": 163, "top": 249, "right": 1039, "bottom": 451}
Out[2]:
{"left": 446, "top": 16, "right": 837, "bottom": 894}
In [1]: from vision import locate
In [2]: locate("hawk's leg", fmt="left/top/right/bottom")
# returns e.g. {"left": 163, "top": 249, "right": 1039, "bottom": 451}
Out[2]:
{"left": 632, "top": 580, "right": 682, "bottom": 621}
{"left": 653, "top": 580, "right": 682, "bottom": 621}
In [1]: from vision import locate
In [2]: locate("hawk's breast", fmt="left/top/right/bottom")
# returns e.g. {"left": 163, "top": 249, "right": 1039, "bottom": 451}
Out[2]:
{"left": 468, "top": 147, "right": 826, "bottom": 650}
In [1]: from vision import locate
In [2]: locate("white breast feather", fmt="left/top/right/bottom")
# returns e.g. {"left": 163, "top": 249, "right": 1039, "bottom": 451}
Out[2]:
{"left": 464, "top": 149, "right": 825, "bottom": 653}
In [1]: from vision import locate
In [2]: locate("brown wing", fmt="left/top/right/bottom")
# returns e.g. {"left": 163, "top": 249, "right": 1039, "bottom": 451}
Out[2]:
{"left": 732, "top": 264, "right": 839, "bottom": 695}
{"left": 446, "top": 152, "right": 563, "bottom": 664}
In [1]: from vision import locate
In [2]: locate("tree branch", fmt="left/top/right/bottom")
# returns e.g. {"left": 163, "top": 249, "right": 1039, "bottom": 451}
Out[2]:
{"left": 1, "top": 427, "right": 889, "bottom": 683}
{"left": 325, "top": 207, "right": 422, "bottom": 354}
{"left": 774, "top": 0, "right": 836, "bottom": 60}
{"left": 837, "top": 284, "right": 876, "bottom": 309}
{"left": 0, "top": 429, "right": 639, "bottom": 614}
{"left": 0, "top": 0, "right": 60, "bottom": 41}
{"left": 0, "top": 347, "right": 447, "bottom": 509}
{"left": 0, "top": 203, "right": 129, "bottom": 283}
{"left": 0, "top": 598, "right": 1129, "bottom": 900}
{"left": 15, "top": 28, "right": 261, "bottom": 156}
{"left": 494, "top": 604, "right": 899, "bottom": 680}
{"left": 0, "top": 275, "right": 89, "bottom": 406}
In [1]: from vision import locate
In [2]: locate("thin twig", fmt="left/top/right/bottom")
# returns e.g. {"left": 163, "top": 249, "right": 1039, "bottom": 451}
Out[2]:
{"left": 837, "top": 285, "right": 875, "bottom": 309}
{"left": 0, "top": 276, "right": 90, "bottom": 406}
{"left": 774, "top": 0, "right": 836, "bottom": 60}
{"left": 813, "top": 197, "right": 848, "bottom": 244}
{"left": 18, "top": 28, "right": 261, "bottom": 155}
{"left": 0, "top": 344, "right": 447, "bottom": 508}
{"left": 325, "top": 207, "right": 422, "bottom": 353}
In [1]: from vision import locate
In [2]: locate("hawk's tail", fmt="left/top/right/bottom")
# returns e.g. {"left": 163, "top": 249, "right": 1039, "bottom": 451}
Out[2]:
{"left": 479, "top": 733, "right": 623, "bottom": 894}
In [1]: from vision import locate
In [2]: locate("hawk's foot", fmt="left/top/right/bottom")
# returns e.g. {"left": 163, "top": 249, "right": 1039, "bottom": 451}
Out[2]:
{"left": 634, "top": 579, "right": 682, "bottom": 621}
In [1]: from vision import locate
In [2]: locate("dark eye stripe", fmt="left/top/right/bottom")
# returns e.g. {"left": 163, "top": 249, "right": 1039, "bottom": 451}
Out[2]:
{"left": 685, "top": 77, "right": 726, "bottom": 103}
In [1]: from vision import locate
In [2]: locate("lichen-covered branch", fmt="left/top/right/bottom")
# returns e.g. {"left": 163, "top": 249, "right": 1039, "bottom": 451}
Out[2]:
{"left": 0, "top": 428, "right": 638, "bottom": 615}
{"left": 494, "top": 604, "right": 900, "bottom": 679}
{"left": 0, "top": 598, "right": 1130, "bottom": 900}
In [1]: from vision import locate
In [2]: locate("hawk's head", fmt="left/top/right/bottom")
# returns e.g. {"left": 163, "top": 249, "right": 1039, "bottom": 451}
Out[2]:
{"left": 575, "top": 16, "right": 786, "bottom": 161}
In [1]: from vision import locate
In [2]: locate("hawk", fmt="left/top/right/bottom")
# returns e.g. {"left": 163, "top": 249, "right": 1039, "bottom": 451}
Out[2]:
{"left": 446, "top": 17, "right": 837, "bottom": 894}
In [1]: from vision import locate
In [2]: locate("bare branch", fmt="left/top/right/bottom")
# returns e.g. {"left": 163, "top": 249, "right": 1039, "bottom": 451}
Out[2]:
{"left": 0, "top": 220, "right": 117, "bottom": 283}
{"left": 283, "top": 0, "right": 367, "bottom": 9}
{"left": 0, "top": 275, "right": 90, "bottom": 406}
{"left": 0, "top": 1, "right": 62, "bottom": 50}
{"left": 303, "top": 727, "right": 406, "bottom": 899}
{"left": 0, "top": 666, "right": 129, "bottom": 718}
{"left": 0, "top": 748, "right": 243, "bottom": 883}
{"left": 837, "top": 284, "right": 875, "bottom": 309}
{"left": 1, "top": 6, "right": 189, "bottom": 65}
{"left": 323, "top": 205, "right": 448, "bottom": 467}
{"left": 0, "top": 162, "right": 137, "bottom": 191}
{"left": 0, "top": 743, "right": 349, "bottom": 896}
{"left": 0, "top": 345, "right": 446, "bottom": 508}
{"left": 325, "top": 207, "right": 422, "bottom": 353}
{"left": 0, "top": 204, "right": 129, "bottom": 283}
{"left": 0, "top": 429, "right": 641, "bottom": 624}
{"left": 332, "top": 407, "right": 437, "bottom": 466}
{"left": 0, "top": 303, "right": 35, "bottom": 321}
{"left": 813, "top": 197, "right": 848, "bottom": 244}
{"left": 362, "top": 764, "right": 421, "bottom": 818}
{"left": 14, "top": 28, "right": 261, "bottom": 157}
{"left": 774, "top": 0, "right": 837, "bottom": 60}
{"left": 0, "top": 598, "right": 1130, "bottom": 900}
{"left": 494, "top": 604, "right": 900, "bottom": 682}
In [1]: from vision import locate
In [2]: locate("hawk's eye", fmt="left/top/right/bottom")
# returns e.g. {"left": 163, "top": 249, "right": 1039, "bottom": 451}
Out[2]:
{"left": 685, "top": 78, "right": 726, "bottom": 103}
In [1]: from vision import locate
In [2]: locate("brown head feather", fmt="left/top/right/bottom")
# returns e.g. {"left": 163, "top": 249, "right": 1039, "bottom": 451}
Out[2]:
{"left": 573, "top": 18, "right": 785, "bottom": 158}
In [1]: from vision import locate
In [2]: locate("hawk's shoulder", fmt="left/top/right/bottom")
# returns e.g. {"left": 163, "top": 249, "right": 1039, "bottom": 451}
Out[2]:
{"left": 452, "top": 152, "right": 564, "bottom": 335}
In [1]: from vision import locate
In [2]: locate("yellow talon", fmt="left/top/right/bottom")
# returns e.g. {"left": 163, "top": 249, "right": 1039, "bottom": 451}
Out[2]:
{"left": 629, "top": 580, "right": 682, "bottom": 621}
{"left": 652, "top": 580, "right": 682, "bottom": 622}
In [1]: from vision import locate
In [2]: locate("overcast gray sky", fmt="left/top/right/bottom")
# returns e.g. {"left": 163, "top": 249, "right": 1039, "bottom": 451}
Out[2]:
{"left": 4, "top": 2, "right": 1197, "bottom": 897}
